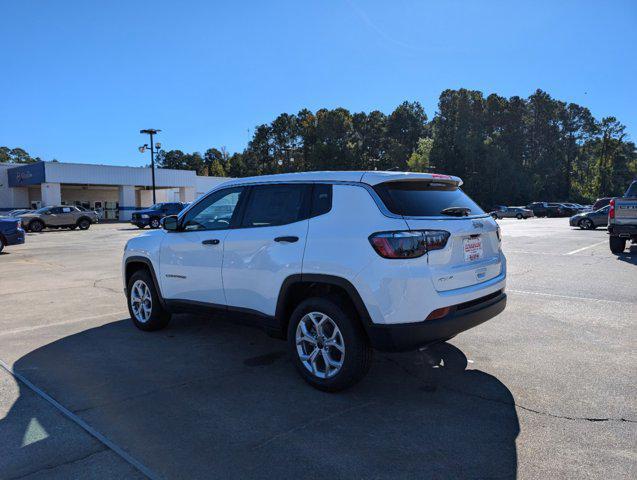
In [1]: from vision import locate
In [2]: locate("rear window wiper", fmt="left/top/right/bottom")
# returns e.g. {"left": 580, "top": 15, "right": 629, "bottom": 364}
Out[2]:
{"left": 440, "top": 207, "right": 471, "bottom": 217}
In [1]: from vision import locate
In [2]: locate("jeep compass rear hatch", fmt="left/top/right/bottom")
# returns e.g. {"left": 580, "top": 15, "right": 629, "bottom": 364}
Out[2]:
{"left": 373, "top": 180, "right": 502, "bottom": 292}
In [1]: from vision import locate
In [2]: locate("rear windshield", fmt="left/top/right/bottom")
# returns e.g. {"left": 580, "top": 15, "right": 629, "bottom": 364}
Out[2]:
{"left": 625, "top": 181, "right": 637, "bottom": 197}
{"left": 373, "top": 181, "right": 485, "bottom": 217}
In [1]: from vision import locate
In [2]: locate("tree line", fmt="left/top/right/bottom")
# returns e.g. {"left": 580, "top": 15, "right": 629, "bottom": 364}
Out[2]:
{"left": 3, "top": 88, "right": 635, "bottom": 207}
{"left": 155, "top": 89, "right": 636, "bottom": 206}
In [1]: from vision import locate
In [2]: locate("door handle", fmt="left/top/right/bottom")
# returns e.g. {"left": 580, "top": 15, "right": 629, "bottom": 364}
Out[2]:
{"left": 274, "top": 236, "right": 299, "bottom": 243}
{"left": 202, "top": 239, "right": 220, "bottom": 245}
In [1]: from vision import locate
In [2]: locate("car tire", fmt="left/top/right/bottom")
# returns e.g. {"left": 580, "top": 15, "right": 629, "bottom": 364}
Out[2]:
{"left": 609, "top": 236, "right": 626, "bottom": 254}
{"left": 127, "top": 269, "right": 171, "bottom": 331}
{"left": 77, "top": 218, "right": 91, "bottom": 230}
{"left": 0, "top": 237, "right": 5, "bottom": 253}
{"left": 579, "top": 218, "right": 594, "bottom": 230}
{"left": 516, "top": 213, "right": 523, "bottom": 219}
{"left": 287, "top": 295, "right": 372, "bottom": 392}
{"left": 149, "top": 218, "right": 161, "bottom": 229}
{"left": 29, "top": 220, "right": 44, "bottom": 233}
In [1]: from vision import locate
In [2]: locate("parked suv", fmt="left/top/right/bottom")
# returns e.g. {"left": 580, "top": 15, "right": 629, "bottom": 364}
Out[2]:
{"left": 131, "top": 202, "right": 186, "bottom": 229}
{"left": 122, "top": 172, "right": 507, "bottom": 391}
{"left": 19, "top": 206, "right": 98, "bottom": 232}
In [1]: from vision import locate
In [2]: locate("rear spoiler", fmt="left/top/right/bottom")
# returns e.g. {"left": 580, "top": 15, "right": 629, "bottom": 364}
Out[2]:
{"left": 360, "top": 172, "right": 463, "bottom": 187}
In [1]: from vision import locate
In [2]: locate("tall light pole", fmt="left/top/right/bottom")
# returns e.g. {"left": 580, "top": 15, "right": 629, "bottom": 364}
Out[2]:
{"left": 139, "top": 129, "right": 161, "bottom": 204}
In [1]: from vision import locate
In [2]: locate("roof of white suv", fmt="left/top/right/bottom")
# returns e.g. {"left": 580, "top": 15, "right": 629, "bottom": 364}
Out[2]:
{"left": 220, "top": 171, "right": 463, "bottom": 187}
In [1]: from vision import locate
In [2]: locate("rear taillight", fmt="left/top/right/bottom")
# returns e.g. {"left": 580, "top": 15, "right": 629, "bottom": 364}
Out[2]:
{"left": 368, "top": 230, "right": 450, "bottom": 259}
{"left": 609, "top": 199, "right": 615, "bottom": 219}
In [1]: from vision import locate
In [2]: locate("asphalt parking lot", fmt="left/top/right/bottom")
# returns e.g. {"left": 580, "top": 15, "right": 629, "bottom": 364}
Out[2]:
{"left": 0, "top": 219, "right": 635, "bottom": 479}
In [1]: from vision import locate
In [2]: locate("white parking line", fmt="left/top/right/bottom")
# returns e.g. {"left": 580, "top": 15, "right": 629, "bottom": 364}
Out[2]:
{"left": 0, "top": 358, "right": 159, "bottom": 480}
{"left": 508, "top": 289, "right": 635, "bottom": 306}
{"left": 565, "top": 241, "right": 607, "bottom": 255}
{"left": 0, "top": 311, "right": 128, "bottom": 338}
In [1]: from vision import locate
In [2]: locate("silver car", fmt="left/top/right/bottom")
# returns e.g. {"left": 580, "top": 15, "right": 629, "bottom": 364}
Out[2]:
{"left": 491, "top": 206, "right": 534, "bottom": 219}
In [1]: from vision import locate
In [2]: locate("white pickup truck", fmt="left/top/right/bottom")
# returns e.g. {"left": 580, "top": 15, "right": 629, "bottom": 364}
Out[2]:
{"left": 608, "top": 180, "right": 637, "bottom": 254}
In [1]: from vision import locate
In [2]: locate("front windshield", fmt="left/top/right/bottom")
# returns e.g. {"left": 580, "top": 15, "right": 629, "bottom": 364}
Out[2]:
{"left": 150, "top": 204, "right": 162, "bottom": 210}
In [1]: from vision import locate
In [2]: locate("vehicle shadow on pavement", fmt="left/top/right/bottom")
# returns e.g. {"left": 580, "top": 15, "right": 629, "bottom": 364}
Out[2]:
{"left": 1, "top": 315, "right": 519, "bottom": 479}
{"left": 616, "top": 245, "right": 637, "bottom": 265}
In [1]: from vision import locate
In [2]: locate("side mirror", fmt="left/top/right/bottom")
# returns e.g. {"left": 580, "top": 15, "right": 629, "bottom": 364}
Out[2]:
{"left": 162, "top": 215, "right": 179, "bottom": 231}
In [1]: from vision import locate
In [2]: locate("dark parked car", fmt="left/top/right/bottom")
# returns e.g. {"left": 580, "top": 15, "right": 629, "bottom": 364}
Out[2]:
{"left": 546, "top": 203, "right": 570, "bottom": 217}
{"left": 0, "top": 218, "right": 25, "bottom": 253}
{"left": 569, "top": 205, "right": 610, "bottom": 230}
{"left": 592, "top": 197, "right": 612, "bottom": 211}
{"left": 131, "top": 202, "right": 187, "bottom": 229}
{"left": 526, "top": 202, "right": 550, "bottom": 217}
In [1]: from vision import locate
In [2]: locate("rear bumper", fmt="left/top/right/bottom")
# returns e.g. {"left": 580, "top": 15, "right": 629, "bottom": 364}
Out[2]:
{"left": 365, "top": 291, "right": 507, "bottom": 352}
{"left": 608, "top": 224, "right": 637, "bottom": 238}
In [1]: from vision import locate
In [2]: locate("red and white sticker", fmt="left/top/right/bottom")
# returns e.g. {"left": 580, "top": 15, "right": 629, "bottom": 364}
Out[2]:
{"left": 463, "top": 237, "right": 483, "bottom": 262}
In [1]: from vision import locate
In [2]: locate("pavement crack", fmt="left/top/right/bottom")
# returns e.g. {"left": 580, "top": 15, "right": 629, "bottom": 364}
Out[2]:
{"left": 92, "top": 277, "right": 121, "bottom": 294}
{"left": 381, "top": 354, "right": 635, "bottom": 424}
{"left": 6, "top": 446, "right": 108, "bottom": 480}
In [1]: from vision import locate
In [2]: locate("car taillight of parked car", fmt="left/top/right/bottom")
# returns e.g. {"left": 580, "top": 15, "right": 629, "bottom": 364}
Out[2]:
{"left": 368, "top": 230, "right": 450, "bottom": 259}
{"left": 609, "top": 199, "right": 615, "bottom": 219}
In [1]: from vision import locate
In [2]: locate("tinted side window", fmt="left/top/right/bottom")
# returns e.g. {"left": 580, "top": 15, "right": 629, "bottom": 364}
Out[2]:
{"left": 50, "top": 207, "right": 63, "bottom": 214}
{"left": 182, "top": 187, "right": 245, "bottom": 231}
{"left": 242, "top": 184, "right": 309, "bottom": 227}
{"left": 311, "top": 184, "right": 332, "bottom": 217}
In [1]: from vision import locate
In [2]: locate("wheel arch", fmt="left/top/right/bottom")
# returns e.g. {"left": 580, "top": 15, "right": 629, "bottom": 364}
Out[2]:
{"left": 275, "top": 274, "right": 373, "bottom": 340}
{"left": 124, "top": 256, "right": 167, "bottom": 308}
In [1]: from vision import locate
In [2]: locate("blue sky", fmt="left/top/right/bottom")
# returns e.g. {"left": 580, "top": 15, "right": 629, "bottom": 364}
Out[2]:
{"left": 1, "top": 0, "right": 635, "bottom": 166}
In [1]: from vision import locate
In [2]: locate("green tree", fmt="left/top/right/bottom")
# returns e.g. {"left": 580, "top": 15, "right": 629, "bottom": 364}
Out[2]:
{"left": 407, "top": 137, "right": 433, "bottom": 172}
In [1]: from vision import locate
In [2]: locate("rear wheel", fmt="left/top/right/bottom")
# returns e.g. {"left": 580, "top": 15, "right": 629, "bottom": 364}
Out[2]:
{"left": 288, "top": 296, "right": 372, "bottom": 392}
{"left": 127, "top": 270, "right": 171, "bottom": 331}
{"left": 516, "top": 213, "right": 523, "bottom": 219}
{"left": 29, "top": 220, "right": 44, "bottom": 233}
{"left": 77, "top": 218, "right": 91, "bottom": 230}
{"left": 609, "top": 236, "right": 626, "bottom": 254}
{"left": 0, "top": 237, "right": 5, "bottom": 253}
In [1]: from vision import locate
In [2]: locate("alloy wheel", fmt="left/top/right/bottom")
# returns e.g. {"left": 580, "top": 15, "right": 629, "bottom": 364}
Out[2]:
{"left": 296, "top": 311, "right": 345, "bottom": 379}
{"left": 130, "top": 279, "right": 152, "bottom": 323}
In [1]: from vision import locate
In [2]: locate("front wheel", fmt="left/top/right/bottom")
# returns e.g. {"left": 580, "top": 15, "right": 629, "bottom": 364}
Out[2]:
{"left": 579, "top": 218, "right": 594, "bottom": 230}
{"left": 127, "top": 270, "right": 171, "bottom": 331}
{"left": 516, "top": 213, "right": 523, "bottom": 219}
{"left": 288, "top": 296, "right": 372, "bottom": 392}
{"left": 609, "top": 236, "right": 626, "bottom": 254}
{"left": 0, "top": 238, "right": 4, "bottom": 253}
{"left": 149, "top": 218, "right": 161, "bottom": 229}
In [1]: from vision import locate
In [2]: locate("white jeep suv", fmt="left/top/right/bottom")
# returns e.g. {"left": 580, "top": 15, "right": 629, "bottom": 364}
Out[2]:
{"left": 123, "top": 171, "right": 507, "bottom": 391}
